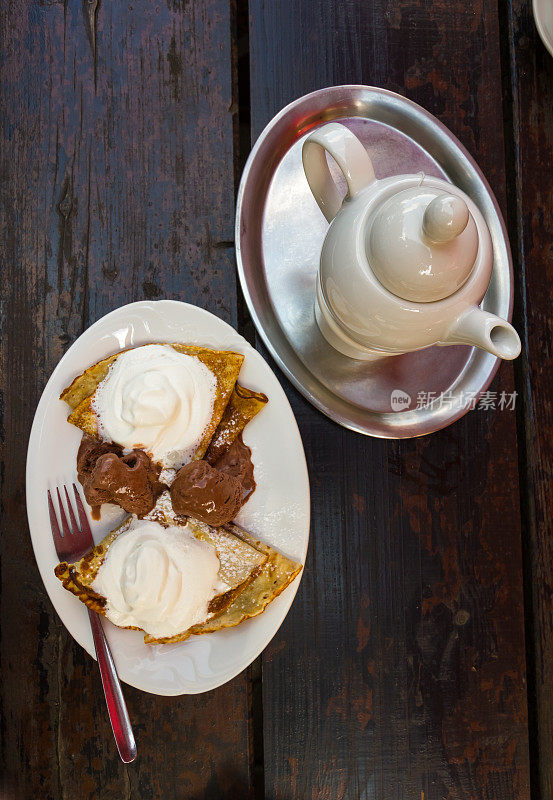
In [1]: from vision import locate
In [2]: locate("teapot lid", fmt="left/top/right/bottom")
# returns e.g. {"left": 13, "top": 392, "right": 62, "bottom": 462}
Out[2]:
{"left": 367, "top": 187, "right": 479, "bottom": 303}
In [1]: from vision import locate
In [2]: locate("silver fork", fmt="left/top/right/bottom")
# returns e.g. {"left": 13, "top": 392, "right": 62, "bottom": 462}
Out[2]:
{"left": 48, "top": 483, "right": 137, "bottom": 763}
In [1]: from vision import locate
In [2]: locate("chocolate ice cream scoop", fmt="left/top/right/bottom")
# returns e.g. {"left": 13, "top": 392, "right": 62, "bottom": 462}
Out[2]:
{"left": 170, "top": 460, "right": 244, "bottom": 526}
{"left": 77, "top": 435, "right": 123, "bottom": 478}
{"left": 214, "top": 436, "right": 256, "bottom": 502}
{"left": 77, "top": 436, "right": 164, "bottom": 517}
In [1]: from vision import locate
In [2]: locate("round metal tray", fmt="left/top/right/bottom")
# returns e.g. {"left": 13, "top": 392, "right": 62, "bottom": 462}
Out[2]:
{"left": 235, "top": 86, "right": 514, "bottom": 438}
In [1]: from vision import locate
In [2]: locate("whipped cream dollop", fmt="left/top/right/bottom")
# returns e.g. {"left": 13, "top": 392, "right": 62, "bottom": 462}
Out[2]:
{"left": 92, "top": 518, "right": 225, "bottom": 638}
{"left": 93, "top": 345, "right": 217, "bottom": 468}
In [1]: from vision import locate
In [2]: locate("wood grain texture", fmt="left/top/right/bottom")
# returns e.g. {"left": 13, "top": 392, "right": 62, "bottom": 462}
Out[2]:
{"left": 248, "top": 1, "right": 530, "bottom": 797}
{"left": 0, "top": 1, "right": 252, "bottom": 798}
{"left": 506, "top": 1, "right": 553, "bottom": 796}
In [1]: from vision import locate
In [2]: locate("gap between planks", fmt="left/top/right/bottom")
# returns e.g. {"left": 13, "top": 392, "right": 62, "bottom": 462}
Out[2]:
{"left": 231, "top": 0, "right": 266, "bottom": 797}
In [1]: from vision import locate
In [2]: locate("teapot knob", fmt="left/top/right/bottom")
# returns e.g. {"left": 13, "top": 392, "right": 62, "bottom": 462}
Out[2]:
{"left": 422, "top": 195, "right": 470, "bottom": 243}
{"left": 368, "top": 187, "right": 479, "bottom": 303}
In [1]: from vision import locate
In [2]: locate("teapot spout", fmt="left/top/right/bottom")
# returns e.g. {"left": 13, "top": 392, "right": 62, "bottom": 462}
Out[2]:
{"left": 445, "top": 308, "right": 521, "bottom": 360}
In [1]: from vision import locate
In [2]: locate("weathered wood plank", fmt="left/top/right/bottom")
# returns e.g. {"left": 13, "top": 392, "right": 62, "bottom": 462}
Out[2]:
{"left": 0, "top": 1, "right": 251, "bottom": 797}
{"left": 506, "top": 1, "right": 553, "bottom": 795}
{"left": 248, "top": 1, "right": 530, "bottom": 797}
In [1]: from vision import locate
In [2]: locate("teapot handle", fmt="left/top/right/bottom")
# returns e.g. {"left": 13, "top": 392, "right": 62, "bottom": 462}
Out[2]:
{"left": 302, "top": 122, "right": 376, "bottom": 222}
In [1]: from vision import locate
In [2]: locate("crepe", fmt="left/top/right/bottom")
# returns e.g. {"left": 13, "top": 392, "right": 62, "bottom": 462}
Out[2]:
{"left": 54, "top": 506, "right": 302, "bottom": 645}
{"left": 188, "top": 522, "right": 303, "bottom": 637}
{"left": 60, "top": 344, "right": 245, "bottom": 460}
{"left": 141, "top": 500, "right": 303, "bottom": 642}
{"left": 55, "top": 342, "right": 297, "bottom": 646}
{"left": 54, "top": 515, "right": 267, "bottom": 644}
{"left": 205, "top": 384, "right": 268, "bottom": 463}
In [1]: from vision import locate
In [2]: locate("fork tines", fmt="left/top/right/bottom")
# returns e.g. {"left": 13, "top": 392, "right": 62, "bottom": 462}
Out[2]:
{"left": 48, "top": 483, "right": 93, "bottom": 562}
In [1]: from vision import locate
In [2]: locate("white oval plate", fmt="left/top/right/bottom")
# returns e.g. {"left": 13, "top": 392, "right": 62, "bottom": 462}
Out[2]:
{"left": 26, "top": 300, "right": 310, "bottom": 695}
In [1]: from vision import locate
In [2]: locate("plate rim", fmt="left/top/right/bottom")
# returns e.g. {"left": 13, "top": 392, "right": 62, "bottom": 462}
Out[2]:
{"left": 235, "top": 84, "right": 513, "bottom": 439}
{"left": 26, "top": 299, "right": 310, "bottom": 695}
{"left": 533, "top": 0, "right": 553, "bottom": 57}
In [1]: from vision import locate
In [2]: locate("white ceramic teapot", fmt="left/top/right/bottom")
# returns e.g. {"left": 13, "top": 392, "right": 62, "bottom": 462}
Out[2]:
{"left": 302, "top": 122, "right": 521, "bottom": 361}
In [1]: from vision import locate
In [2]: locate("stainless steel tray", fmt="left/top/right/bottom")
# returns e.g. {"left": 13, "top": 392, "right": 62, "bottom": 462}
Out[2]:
{"left": 235, "top": 86, "right": 514, "bottom": 438}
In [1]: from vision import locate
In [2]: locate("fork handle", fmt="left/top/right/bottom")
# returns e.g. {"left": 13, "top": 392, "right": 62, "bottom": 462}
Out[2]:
{"left": 88, "top": 609, "right": 137, "bottom": 763}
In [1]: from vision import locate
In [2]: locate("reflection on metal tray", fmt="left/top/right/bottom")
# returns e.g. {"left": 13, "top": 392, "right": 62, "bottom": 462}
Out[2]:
{"left": 236, "top": 86, "right": 513, "bottom": 438}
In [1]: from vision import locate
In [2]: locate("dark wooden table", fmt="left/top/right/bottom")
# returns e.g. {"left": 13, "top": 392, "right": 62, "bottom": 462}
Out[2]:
{"left": 1, "top": 0, "right": 552, "bottom": 797}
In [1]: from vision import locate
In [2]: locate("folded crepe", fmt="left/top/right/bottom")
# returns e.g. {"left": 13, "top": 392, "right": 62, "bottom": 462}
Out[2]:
{"left": 54, "top": 509, "right": 302, "bottom": 645}
{"left": 142, "top": 498, "right": 303, "bottom": 643}
{"left": 60, "top": 344, "right": 245, "bottom": 460}
{"left": 54, "top": 515, "right": 267, "bottom": 644}
{"left": 184, "top": 521, "right": 303, "bottom": 640}
{"left": 205, "top": 384, "right": 268, "bottom": 463}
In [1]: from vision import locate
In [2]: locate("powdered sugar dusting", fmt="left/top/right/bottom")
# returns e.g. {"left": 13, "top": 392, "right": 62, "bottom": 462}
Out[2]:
{"left": 159, "top": 468, "right": 177, "bottom": 486}
{"left": 236, "top": 502, "right": 306, "bottom": 558}
{"left": 143, "top": 491, "right": 180, "bottom": 525}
